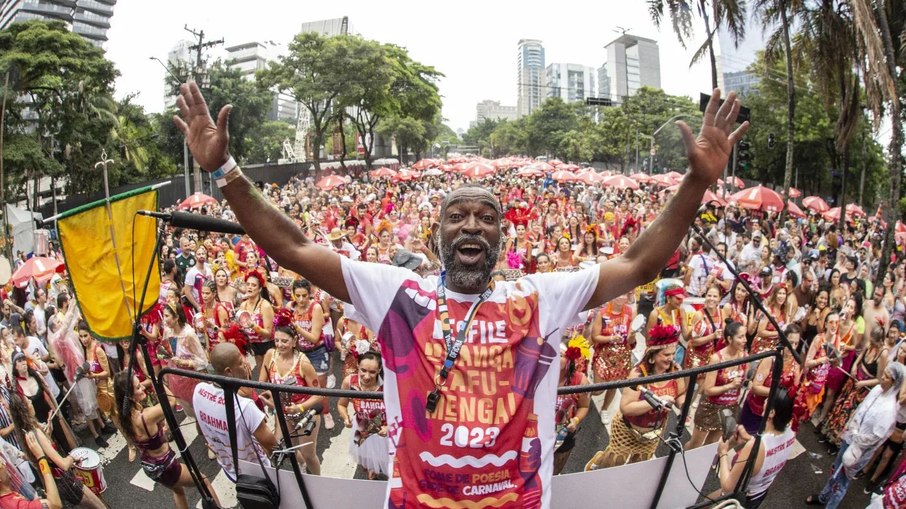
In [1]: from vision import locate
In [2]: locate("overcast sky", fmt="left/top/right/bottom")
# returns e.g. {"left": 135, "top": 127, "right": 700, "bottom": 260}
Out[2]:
{"left": 106, "top": 1, "right": 763, "bottom": 133}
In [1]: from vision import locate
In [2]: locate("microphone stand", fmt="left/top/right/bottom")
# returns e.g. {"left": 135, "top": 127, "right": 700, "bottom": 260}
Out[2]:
{"left": 689, "top": 220, "right": 801, "bottom": 364}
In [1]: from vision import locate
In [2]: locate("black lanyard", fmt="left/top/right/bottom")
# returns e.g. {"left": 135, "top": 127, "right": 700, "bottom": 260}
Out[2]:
{"left": 425, "top": 273, "right": 493, "bottom": 413}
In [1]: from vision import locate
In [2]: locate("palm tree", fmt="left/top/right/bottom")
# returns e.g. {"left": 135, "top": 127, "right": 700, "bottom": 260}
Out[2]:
{"left": 752, "top": 0, "right": 799, "bottom": 209}
{"left": 849, "top": 0, "right": 904, "bottom": 283}
{"left": 792, "top": 0, "right": 861, "bottom": 230}
{"left": 647, "top": 0, "right": 747, "bottom": 89}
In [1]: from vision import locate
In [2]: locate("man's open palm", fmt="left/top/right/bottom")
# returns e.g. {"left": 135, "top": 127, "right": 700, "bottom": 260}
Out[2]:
{"left": 172, "top": 81, "right": 233, "bottom": 172}
{"left": 677, "top": 89, "right": 749, "bottom": 184}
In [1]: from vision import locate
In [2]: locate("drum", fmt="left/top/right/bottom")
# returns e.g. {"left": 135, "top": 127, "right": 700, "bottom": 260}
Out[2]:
{"left": 71, "top": 447, "right": 107, "bottom": 495}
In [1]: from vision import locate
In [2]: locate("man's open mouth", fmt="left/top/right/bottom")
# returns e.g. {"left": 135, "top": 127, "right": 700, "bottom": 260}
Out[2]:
{"left": 456, "top": 242, "right": 486, "bottom": 265}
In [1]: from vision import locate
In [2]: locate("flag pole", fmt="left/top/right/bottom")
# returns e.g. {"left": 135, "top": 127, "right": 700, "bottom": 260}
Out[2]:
{"left": 96, "top": 151, "right": 135, "bottom": 326}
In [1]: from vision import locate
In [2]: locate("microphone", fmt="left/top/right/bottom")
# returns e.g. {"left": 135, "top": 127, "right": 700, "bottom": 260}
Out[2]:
{"left": 293, "top": 408, "right": 319, "bottom": 436}
{"left": 138, "top": 210, "right": 246, "bottom": 235}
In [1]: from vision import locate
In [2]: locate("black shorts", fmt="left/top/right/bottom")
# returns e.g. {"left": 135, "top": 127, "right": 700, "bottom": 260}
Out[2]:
{"left": 250, "top": 341, "right": 274, "bottom": 356}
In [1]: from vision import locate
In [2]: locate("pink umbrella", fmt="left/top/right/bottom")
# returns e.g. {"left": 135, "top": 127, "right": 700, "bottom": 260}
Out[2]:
{"left": 603, "top": 174, "right": 640, "bottom": 190}
{"left": 460, "top": 162, "right": 496, "bottom": 179}
{"left": 422, "top": 167, "right": 443, "bottom": 177}
{"left": 788, "top": 187, "right": 802, "bottom": 198}
{"left": 729, "top": 185, "right": 784, "bottom": 212}
{"left": 551, "top": 170, "right": 578, "bottom": 183}
{"left": 649, "top": 174, "right": 674, "bottom": 187}
{"left": 802, "top": 196, "right": 830, "bottom": 213}
{"left": 370, "top": 167, "right": 397, "bottom": 179}
{"left": 393, "top": 168, "right": 420, "bottom": 181}
{"left": 411, "top": 159, "right": 436, "bottom": 170}
{"left": 532, "top": 161, "right": 555, "bottom": 173}
{"left": 787, "top": 201, "right": 806, "bottom": 219}
{"left": 178, "top": 192, "right": 218, "bottom": 210}
{"left": 630, "top": 172, "right": 651, "bottom": 183}
{"left": 665, "top": 171, "right": 684, "bottom": 180}
{"left": 702, "top": 189, "right": 726, "bottom": 206}
{"left": 578, "top": 171, "right": 605, "bottom": 185}
{"left": 845, "top": 203, "right": 866, "bottom": 217}
{"left": 10, "top": 257, "right": 65, "bottom": 288}
{"left": 316, "top": 175, "right": 347, "bottom": 191}
{"left": 516, "top": 166, "right": 545, "bottom": 178}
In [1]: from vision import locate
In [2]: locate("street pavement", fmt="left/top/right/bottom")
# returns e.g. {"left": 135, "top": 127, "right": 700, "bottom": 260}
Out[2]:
{"left": 85, "top": 370, "right": 879, "bottom": 509}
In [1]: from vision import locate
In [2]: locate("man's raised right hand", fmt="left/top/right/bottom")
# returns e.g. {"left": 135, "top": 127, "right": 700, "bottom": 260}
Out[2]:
{"left": 172, "top": 80, "right": 233, "bottom": 173}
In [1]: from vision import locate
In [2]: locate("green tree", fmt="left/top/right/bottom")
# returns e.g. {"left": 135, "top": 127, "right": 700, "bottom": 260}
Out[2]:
{"left": 525, "top": 97, "right": 578, "bottom": 158}
{"left": 205, "top": 62, "right": 273, "bottom": 165}
{"left": 245, "top": 121, "right": 294, "bottom": 163}
{"left": 462, "top": 118, "right": 499, "bottom": 148}
{"left": 488, "top": 119, "right": 528, "bottom": 158}
{"left": 258, "top": 32, "right": 356, "bottom": 173}
{"left": 377, "top": 115, "right": 425, "bottom": 164}
{"left": 0, "top": 20, "right": 119, "bottom": 196}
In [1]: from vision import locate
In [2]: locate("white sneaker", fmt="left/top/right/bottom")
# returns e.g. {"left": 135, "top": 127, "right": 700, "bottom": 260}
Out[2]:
{"left": 324, "top": 412, "right": 336, "bottom": 430}
{"left": 326, "top": 374, "right": 337, "bottom": 389}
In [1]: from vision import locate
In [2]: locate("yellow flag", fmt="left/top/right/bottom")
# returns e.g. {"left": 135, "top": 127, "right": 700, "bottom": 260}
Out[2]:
{"left": 57, "top": 187, "right": 160, "bottom": 341}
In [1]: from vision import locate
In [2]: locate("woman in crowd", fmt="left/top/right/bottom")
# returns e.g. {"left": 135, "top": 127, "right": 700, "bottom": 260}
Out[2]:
{"left": 289, "top": 280, "right": 330, "bottom": 391}
{"left": 807, "top": 363, "right": 906, "bottom": 508}
{"left": 716, "top": 389, "right": 797, "bottom": 508}
{"left": 828, "top": 269, "right": 847, "bottom": 310}
{"left": 374, "top": 222, "right": 396, "bottom": 264}
{"left": 553, "top": 345, "right": 590, "bottom": 475}
{"left": 76, "top": 322, "right": 124, "bottom": 450}
{"left": 740, "top": 324, "right": 802, "bottom": 434}
{"left": 161, "top": 303, "right": 208, "bottom": 416}
{"left": 752, "top": 284, "right": 793, "bottom": 354}
{"left": 236, "top": 270, "right": 275, "bottom": 370}
{"left": 575, "top": 228, "right": 599, "bottom": 264}
{"left": 688, "top": 321, "right": 748, "bottom": 449}
{"left": 795, "top": 311, "right": 840, "bottom": 425}
{"left": 337, "top": 352, "right": 388, "bottom": 479}
{"left": 213, "top": 267, "right": 237, "bottom": 313}
{"left": 9, "top": 392, "right": 106, "bottom": 508}
{"left": 861, "top": 340, "right": 906, "bottom": 493}
{"left": 535, "top": 253, "right": 553, "bottom": 273}
{"left": 553, "top": 236, "right": 577, "bottom": 270}
{"left": 114, "top": 372, "right": 219, "bottom": 509}
{"left": 589, "top": 291, "right": 635, "bottom": 422}
{"left": 800, "top": 288, "right": 831, "bottom": 353}
{"left": 335, "top": 303, "right": 377, "bottom": 377}
{"left": 585, "top": 324, "right": 686, "bottom": 470}
{"left": 820, "top": 325, "right": 889, "bottom": 447}
{"left": 196, "top": 280, "right": 229, "bottom": 352}
{"left": 260, "top": 324, "right": 322, "bottom": 475}
{"left": 686, "top": 285, "right": 723, "bottom": 369}
{"left": 815, "top": 296, "right": 864, "bottom": 425}
{"left": 722, "top": 279, "right": 752, "bottom": 336}
{"left": 11, "top": 352, "right": 77, "bottom": 453}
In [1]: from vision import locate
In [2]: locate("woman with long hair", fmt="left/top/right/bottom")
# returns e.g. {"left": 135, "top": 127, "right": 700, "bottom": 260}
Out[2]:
{"left": 337, "top": 352, "right": 388, "bottom": 479}
{"left": 336, "top": 303, "right": 377, "bottom": 377}
{"left": 686, "top": 285, "right": 723, "bottom": 369}
{"left": 828, "top": 268, "right": 847, "bottom": 310}
{"left": 11, "top": 352, "right": 78, "bottom": 452}
{"left": 575, "top": 228, "right": 599, "bottom": 263}
{"left": 259, "top": 325, "right": 322, "bottom": 475}
{"left": 752, "top": 284, "right": 793, "bottom": 354}
{"left": 8, "top": 392, "right": 105, "bottom": 508}
{"left": 723, "top": 279, "right": 753, "bottom": 337}
{"left": 161, "top": 303, "right": 208, "bottom": 416}
{"left": 819, "top": 325, "right": 889, "bottom": 447}
{"left": 114, "top": 372, "right": 219, "bottom": 509}
{"left": 800, "top": 288, "right": 831, "bottom": 353}
{"left": 236, "top": 270, "right": 275, "bottom": 370}
{"left": 740, "top": 324, "right": 802, "bottom": 434}
{"left": 553, "top": 236, "right": 577, "bottom": 270}
{"left": 815, "top": 296, "right": 865, "bottom": 425}
{"left": 195, "top": 280, "right": 229, "bottom": 352}
{"left": 553, "top": 345, "right": 590, "bottom": 475}
{"left": 213, "top": 267, "right": 237, "bottom": 314}
{"left": 589, "top": 291, "right": 635, "bottom": 422}
{"left": 794, "top": 311, "right": 840, "bottom": 426}
{"left": 585, "top": 324, "right": 687, "bottom": 470}
{"left": 688, "top": 321, "right": 748, "bottom": 449}
{"left": 76, "top": 323, "right": 126, "bottom": 452}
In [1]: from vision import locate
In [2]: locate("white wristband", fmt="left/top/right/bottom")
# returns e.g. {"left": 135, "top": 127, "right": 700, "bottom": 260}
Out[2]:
{"left": 213, "top": 156, "right": 238, "bottom": 188}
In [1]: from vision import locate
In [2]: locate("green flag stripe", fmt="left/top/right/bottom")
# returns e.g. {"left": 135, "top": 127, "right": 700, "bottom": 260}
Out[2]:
{"left": 55, "top": 185, "right": 157, "bottom": 220}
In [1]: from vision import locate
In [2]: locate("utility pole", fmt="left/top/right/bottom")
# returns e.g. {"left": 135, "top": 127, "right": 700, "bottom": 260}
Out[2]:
{"left": 184, "top": 25, "right": 223, "bottom": 194}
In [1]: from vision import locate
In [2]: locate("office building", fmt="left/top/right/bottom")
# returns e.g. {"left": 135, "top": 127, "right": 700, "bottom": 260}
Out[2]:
{"left": 0, "top": 0, "right": 117, "bottom": 47}
{"left": 722, "top": 70, "right": 760, "bottom": 97}
{"left": 545, "top": 63, "right": 597, "bottom": 103}
{"left": 475, "top": 100, "right": 518, "bottom": 125}
{"left": 224, "top": 41, "right": 300, "bottom": 124}
{"left": 300, "top": 16, "right": 349, "bottom": 37}
{"left": 598, "top": 34, "right": 660, "bottom": 101}
{"left": 517, "top": 39, "right": 545, "bottom": 117}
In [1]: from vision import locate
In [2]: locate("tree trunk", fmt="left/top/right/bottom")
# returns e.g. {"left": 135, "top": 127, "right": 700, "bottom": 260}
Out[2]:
{"left": 780, "top": 0, "right": 796, "bottom": 219}
{"left": 336, "top": 115, "right": 347, "bottom": 173}
{"left": 700, "top": 0, "right": 719, "bottom": 89}
{"left": 837, "top": 147, "right": 849, "bottom": 232}
{"left": 874, "top": 1, "right": 903, "bottom": 285}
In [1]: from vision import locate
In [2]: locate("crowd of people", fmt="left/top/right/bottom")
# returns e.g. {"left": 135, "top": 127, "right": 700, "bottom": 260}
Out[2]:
{"left": 0, "top": 88, "right": 905, "bottom": 507}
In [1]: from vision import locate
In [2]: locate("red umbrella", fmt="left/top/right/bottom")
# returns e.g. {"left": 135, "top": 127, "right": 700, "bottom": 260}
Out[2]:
{"left": 412, "top": 159, "right": 437, "bottom": 170}
{"left": 788, "top": 187, "right": 802, "bottom": 198}
{"left": 649, "top": 174, "right": 674, "bottom": 187}
{"left": 316, "top": 175, "right": 347, "bottom": 191}
{"left": 603, "top": 174, "right": 640, "bottom": 190}
{"left": 393, "top": 168, "right": 420, "bottom": 181}
{"left": 702, "top": 189, "right": 726, "bottom": 206}
{"left": 630, "top": 172, "right": 651, "bottom": 183}
{"left": 551, "top": 170, "right": 578, "bottom": 183}
{"left": 422, "top": 167, "right": 443, "bottom": 177}
{"left": 578, "top": 171, "right": 605, "bottom": 185}
{"left": 10, "top": 257, "right": 65, "bottom": 288}
{"left": 178, "top": 192, "right": 218, "bottom": 210}
{"left": 665, "top": 171, "right": 684, "bottom": 180}
{"left": 531, "top": 161, "right": 555, "bottom": 173}
{"left": 516, "top": 166, "right": 545, "bottom": 178}
{"left": 370, "top": 167, "right": 397, "bottom": 179}
{"left": 729, "top": 185, "right": 784, "bottom": 212}
{"left": 460, "top": 162, "right": 495, "bottom": 179}
{"left": 787, "top": 200, "right": 806, "bottom": 219}
{"left": 802, "top": 196, "right": 830, "bottom": 213}
{"left": 845, "top": 203, "right": 866, "bottom": 217}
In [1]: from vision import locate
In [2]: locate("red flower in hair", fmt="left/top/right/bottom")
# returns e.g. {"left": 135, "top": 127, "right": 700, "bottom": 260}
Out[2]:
{"left": 221, "top": 324, "right": 248, "bottom": 356}
{"left": 273, "top": 308, "right": 293, "bottom": 329}
{"left": 647, "top": 324, "right": 680, "bottom": 349}
{"left": 564, "top": 346, "right": 583, "bottom": 363}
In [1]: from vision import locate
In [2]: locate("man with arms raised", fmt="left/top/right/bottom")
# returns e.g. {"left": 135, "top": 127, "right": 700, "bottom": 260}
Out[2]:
{"left": 175, "top": 82, "right": 748, "bottom": 508}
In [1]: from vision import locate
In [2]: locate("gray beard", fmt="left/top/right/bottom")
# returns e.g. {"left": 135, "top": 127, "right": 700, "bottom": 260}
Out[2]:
{"left": 440, "top": 235, "right": 501, "bottom": 292}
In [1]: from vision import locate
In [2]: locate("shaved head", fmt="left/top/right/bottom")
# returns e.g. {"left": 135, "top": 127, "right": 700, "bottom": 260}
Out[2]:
{"left": 437, "top": 184, "right": 503, "bottom": 292}
{"left": 210, "top": 343, "right": 243, "bottom": 377}
{"left": 439, "top": 185, "right": 502, "bottom": 226}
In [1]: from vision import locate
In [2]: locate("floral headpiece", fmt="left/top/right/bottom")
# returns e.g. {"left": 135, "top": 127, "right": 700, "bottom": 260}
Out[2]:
{"left": 647, "top": 324, "right": 680, "bottom": 349}
{"left": 273, "top": 307, "right": 293, "bottom": 329}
